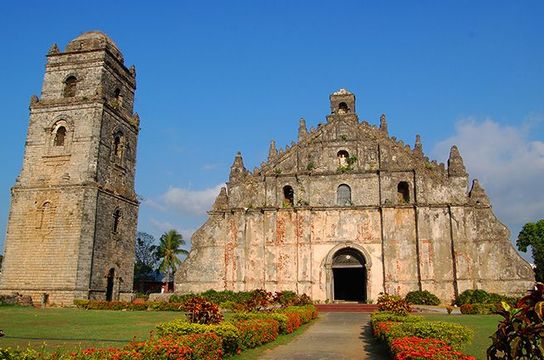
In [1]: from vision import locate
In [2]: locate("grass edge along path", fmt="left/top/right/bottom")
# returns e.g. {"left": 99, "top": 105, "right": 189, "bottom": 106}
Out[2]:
{"left": 421, "top": 313, "right": 501, "bottom": 360}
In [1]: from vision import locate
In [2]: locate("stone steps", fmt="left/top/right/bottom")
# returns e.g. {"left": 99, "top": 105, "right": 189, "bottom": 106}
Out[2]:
{"left": 316, "top": 303, "right": 379, "bottom": 313}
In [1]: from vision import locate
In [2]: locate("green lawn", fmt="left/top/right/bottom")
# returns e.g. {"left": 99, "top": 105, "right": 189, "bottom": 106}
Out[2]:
{"left": 421, "top": 313, "right": 501, "bottom": 360}
{"left": 0, "top": 306, "right": 184, "bottom": 351}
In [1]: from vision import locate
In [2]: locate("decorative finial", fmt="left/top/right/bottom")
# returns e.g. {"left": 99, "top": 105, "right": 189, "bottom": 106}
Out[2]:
{"left": 268, "top": 140, "right": 277, "bottom": 161}
{"left": 29, "top": 95, "right": 39, "bottom": 108}
{"left": 469, "top": 179, "right": 490, "bottom": 206}
{"left": 229, "top": 152, "right": 247, "bottom": 183}
{"left": 47, "top": 43, "right": 59, "bottom": 55}
{"left": 380, "top": 114, "right": 388, "bottom": 134}
{"left": 414, "top": 134, "right": 423, "bottom": 157}
{"left": 298, "top": 117, "right": 307, "bottom": 141}
{"left": 129, "top": 65, "right": 136, "bottom": 78}
{"left": 211, "top": 187, "right": 229, "bottom": 211}
{"left": 448, "top": 145, "right": 467, "bottom": 177}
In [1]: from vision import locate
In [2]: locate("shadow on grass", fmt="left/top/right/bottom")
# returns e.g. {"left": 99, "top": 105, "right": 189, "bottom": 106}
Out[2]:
{"left": 359, "top": 321, "right": 389, "bottom": 359}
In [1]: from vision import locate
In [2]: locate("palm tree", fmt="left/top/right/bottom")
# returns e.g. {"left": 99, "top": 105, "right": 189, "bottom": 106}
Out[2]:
{"left": 156, "top": 229, "right": 189, "bottom": 284}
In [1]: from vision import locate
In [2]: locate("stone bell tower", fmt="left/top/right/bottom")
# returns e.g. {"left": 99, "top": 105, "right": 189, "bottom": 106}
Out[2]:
{"left": 0, "top": 31, "right": 140, "bottom": 305}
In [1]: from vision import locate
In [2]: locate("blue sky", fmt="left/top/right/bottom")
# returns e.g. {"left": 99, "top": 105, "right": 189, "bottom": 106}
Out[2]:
{"left": 0, "top": 1, "right": 542, "bottom": 260}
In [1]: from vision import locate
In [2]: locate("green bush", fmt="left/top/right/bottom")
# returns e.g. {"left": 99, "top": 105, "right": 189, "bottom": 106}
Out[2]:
{"left": 156, "top": 319, "right": 240, "bottom": 355}
{"left": 456, "top": 289, "right": 519, "bottom": 307}
{"left": 404, "top": 290, "right": 441, "bottom": 305}
{"left": 387, "top": 321, "right": 473, "bottom": 350}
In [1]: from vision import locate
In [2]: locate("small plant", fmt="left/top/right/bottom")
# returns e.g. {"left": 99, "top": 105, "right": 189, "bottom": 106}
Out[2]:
{"left": 377, "top": 293, "right": 412, "bottom": 316}
{"left": 184, "top": 296, "right": 224, "bottom": 324}
{"left": 405, "top": 290, "right": 441, "bottom": 305}
{"left": 306, "top": 161, "right": 315, "bottom": 171}
{"left": 460, "top": 303, "right": 476, "bottom": 314}
{"left": 446, "top": 305, "right": 454, "bottom": 315}
{"left": 488, "top": 282, "right": 544, "bottom": 359}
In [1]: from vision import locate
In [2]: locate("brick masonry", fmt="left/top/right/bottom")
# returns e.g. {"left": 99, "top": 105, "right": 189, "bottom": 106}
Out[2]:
{"left": 0, "top": 32, "right": 139, "bottom": 305}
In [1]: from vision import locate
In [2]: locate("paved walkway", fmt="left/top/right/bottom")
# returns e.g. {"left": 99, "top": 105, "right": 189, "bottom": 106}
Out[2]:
{"left": 259, "top": 312, "right": 388, "bottom": 360}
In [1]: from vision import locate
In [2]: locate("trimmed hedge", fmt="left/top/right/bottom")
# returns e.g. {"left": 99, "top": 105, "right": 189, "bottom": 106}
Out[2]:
{"left": 234, "top": 319, "right": 279, "bottom": 349}
{"left": 460, "top": 303, "right": 496, "bottom": 315}
{"left": 455, "top": 289, "right": 518, "bottom": 307}
{"left": 156, "top": 319, "right": 240, "bottom": 355}
{"left": 73, "top": 299, "right": 186, "bottom": 311}
{"left": 386, "top": 321, "right": 473, "bottom": 350}
{"left": 279, "top": 305, "right": 318, "bottom": 324}
{"left": 370, "top": 312, "right": 424, "bottom": 325}
{"left": 390, "top": 336, "right": 475, "bottom": 360}
{"left": 0, "top": 333, "right": 223, "bottom": 360}
{"left": 233, "top": 312, "right": 293, "bottom": 334}
{"left": 405, "top": 290, "right": 441, "bottom": 306}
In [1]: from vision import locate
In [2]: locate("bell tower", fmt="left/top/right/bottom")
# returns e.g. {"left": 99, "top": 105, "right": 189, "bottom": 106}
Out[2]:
{"left": 0, "top": 32, "right": 140, "bottom": 304}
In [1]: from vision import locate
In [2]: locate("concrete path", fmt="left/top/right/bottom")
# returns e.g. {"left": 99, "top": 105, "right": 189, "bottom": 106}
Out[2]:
{"left": 259, "top": 312, "right": 388, "bottom": 360}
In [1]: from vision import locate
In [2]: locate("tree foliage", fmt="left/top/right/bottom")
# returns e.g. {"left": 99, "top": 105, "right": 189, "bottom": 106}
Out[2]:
{"left": 157, "top": 229, "right": 189, "bottom": 282}
{"left": 134, "top": 231, "right": 158, "bottom": 280}
{"left": 517, "top": 220, "right": 544, "bottom": 282}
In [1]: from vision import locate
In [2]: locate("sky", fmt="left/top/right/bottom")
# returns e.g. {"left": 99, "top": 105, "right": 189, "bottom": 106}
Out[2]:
{"left": 0, "top": 1, "right": 542, "bottom": 261}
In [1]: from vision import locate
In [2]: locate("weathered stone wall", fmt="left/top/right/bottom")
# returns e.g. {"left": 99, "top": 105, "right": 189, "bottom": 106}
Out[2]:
{"left": 176, "top": 89, "right": 534, "bottom": 302}
{"left": 0, "top": 32, "right": 139, "bottom": 305}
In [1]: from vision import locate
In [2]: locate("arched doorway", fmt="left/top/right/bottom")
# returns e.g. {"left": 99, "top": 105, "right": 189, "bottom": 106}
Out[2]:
{"left": 106, "top": 268, "right": 115, "bottom": 302}
{"left": 332, "top": 248, "right": 367, "bottom": 302}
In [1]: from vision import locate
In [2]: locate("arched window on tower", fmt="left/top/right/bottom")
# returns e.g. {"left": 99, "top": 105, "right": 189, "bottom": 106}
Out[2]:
{"left": 38, "top": 201, "right": 51, "bottom": 229}
{"left": 397, "top": 181, "right": 410, "bottom": 203}
{"left": 54, "top": 126, "right": 66, "bottom": 146}
{"left": 283, "top": 185, "right": 294, "bottom": 207}
{"left": 113, "top": 88, "right": 123, "bottom": 108}
{"left": 337, "top": 184, "right": 352, "bottom": 206}
{"left": 338, "top": 102, "right": 349, "bottom": 114}
{"left": 63, "top": 76, "right": 77, "bottom": 98}
{"left": 112, "top": 209, "right": 121, "bottom": 234}
{"left": 113, "top": 133, "right": 124, "bottom": 159}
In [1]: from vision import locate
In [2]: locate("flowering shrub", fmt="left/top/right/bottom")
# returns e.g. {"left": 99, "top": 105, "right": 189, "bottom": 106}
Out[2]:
{"left": 377, "top": 293, "right": 412, "bottom": 315}
{"left": 156, "top": 320, "right": 240, "bottom": 355}
{"left": 390, "top": 336, "right": 476, "bottom": 360}
{"left": 372, "top": 321, "right": 396, "bottom": 341}
{"left": 233, "top": 312, "right": 296, "bottom": 334}
{"left": 386, "top": 321, "right": 473, "bottom": 350}
{"left": 280, "top": 305, "right": 318, "bottom": 324}
{"left": 459, "top": 303, "right": 476, "bottom": 314}
{"left": 234, "top": 319, "right": 280, "bottom": 349}
{"left": 126, "top": 333, "right": 223, "bottom": 360}
{"left": 241, "top": 289, "right": 274, "bottom": 311}
{"left": 184, "top": 297, "right": 223, "bottom": 324}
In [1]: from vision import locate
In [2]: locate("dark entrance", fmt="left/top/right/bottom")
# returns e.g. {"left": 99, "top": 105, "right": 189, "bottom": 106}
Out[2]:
{"left": 106, "top": 268, "right": 115, "bottom": 301}
{"left": 332, "top": 248, "right": 366, "bottom": 302}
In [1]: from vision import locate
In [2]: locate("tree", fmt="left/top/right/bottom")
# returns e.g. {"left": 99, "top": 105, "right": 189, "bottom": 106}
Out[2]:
{"left": 517, "top": 219, "right": 544, "bottom": 282}
{"left": 134, "top": 231, "right": 158, "bottom": 280}
{"left": 157, "top": 229, "right": 189, "bottom": 283}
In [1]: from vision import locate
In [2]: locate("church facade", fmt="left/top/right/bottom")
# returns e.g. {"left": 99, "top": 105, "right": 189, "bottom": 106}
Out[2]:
{"left": 0, "top": 32, "right": 139, "bottom": 305}
{"left": 176, "top": 89, "right": 534, "bottom": 302}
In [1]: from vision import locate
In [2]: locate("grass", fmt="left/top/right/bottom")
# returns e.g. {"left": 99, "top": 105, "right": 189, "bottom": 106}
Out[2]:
{"left": 0, "top": 306, "right": 315, "bottom": 357}
{"left": 421, "top": 313, "right": 501, "bottom": 360}
{"left": 0, "top": 306, "right": 183, "bottom": 351}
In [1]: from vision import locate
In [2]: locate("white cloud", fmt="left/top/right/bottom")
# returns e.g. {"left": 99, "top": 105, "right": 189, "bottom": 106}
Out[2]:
{"left": 146, "top": 184, "right": 224, "bottom": 216}
{"left": 432, "top": 118, "right": 544, "bottom": 232}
